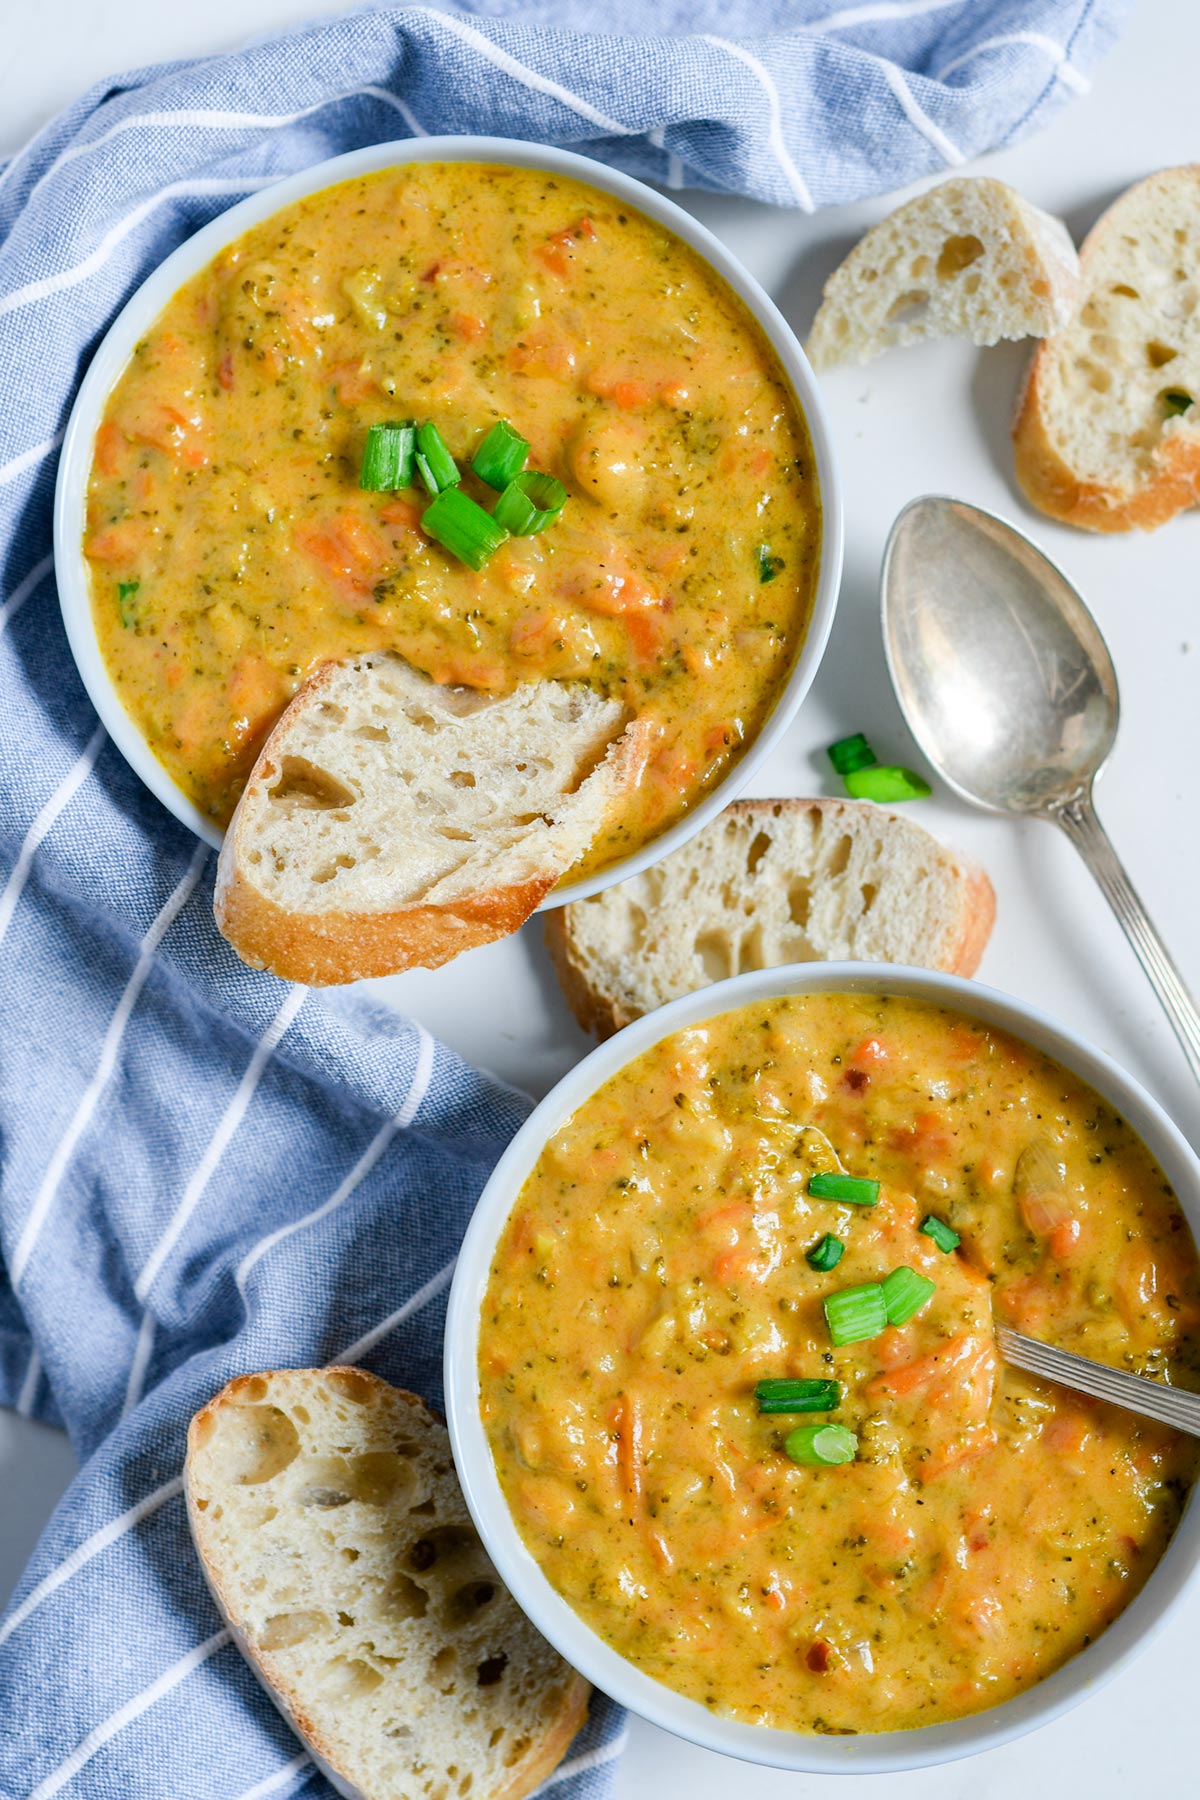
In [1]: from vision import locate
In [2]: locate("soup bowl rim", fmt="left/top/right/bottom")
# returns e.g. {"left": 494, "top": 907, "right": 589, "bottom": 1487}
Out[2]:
{"left": 52, "top": 133, "right": 843, "bottom": 905}
{"left": 444, "top": 961, "right": 1200, "bottom": 1773}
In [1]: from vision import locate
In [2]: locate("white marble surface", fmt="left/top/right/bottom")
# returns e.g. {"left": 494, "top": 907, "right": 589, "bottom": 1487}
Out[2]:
{"left": 3, "top": 2, "right": 1199, "bottom": 1793}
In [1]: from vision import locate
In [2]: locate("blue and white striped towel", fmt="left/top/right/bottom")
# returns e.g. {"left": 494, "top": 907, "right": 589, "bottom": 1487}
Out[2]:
{"left": 0, "top": 2, "right": 1125, "bottom": 1795}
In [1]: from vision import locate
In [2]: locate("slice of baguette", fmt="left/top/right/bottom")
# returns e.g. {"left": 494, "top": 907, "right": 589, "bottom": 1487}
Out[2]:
{"left": 186, "top": 1368, "right": 589, "bottom": 1800}
{"left": 1013, "top": 165, "right": 1200, "bottom": 531}
{"left": 806, "top": 177, "right": 1079, "bottom": 370}
{"left": 214, "top": 653, "right": 650, "bottom": 984}
{"left": 547, "top": 797, "right": 995, "bottom": 1038}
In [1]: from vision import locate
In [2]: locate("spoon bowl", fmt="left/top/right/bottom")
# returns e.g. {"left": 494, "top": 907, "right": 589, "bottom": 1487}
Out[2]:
{"left": 882, "top": 494, "right": 1119, "bottom": 814}
{"left": 881, "top": 493, "right": 1200, "bottom": 1083}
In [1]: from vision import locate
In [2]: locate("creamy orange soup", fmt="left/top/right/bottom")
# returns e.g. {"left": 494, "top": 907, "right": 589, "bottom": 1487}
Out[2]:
{"left": 479, "top": 994, "right": 1200, "bottom": 1734}
{"left": 84, "top": 162, "right": 820, "bottom": 875}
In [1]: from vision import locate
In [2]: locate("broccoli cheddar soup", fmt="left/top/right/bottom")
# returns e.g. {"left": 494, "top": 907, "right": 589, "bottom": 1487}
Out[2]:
{"left": 479, "top": 994, "right": 1200, "bottom": 1735}
{"left": 84, "top": 162, "right": 820, "bottom": 874}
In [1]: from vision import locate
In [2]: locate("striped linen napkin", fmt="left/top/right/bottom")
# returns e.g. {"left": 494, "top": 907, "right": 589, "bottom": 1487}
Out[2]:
{"left": 0, "top": 3, "right": 1125, "bottom": 1795}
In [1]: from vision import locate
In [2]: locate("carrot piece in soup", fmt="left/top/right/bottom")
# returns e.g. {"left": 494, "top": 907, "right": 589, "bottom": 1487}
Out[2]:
{"left": 124, "top": 399, "right": 208, "bottom": 467}
{"left": 996, "top": 1272, "right": 1052, "bottom": 1332}
{"left": 295, "top": 511, "right": 391, "bottom": 597}
{"left": 610, "top": 1393, "right": 644, "bottom": 1511}
{"left": 921, "top": 1424, "right": 998, "bottom": 1483}
{"left": 93, "top": 421, "right": 128, "bottom": 478}
{"left": 587, "top": 368, "right": 654, "bottom": 410}
{"left": 506, "top": 333, "right": 580, "bottom": 380}
{"left": 535, "top": 243, "right": 570, "bottom": 278}
{"left": 225, "top": 652, "right": 288, "bottom": 760}
{"left": 379, "top": 497, "right": 421, "bottom": 531}
{"left": 624, "top": 607, "right": 668, "bottom": 667}
{"left": 330, "top": 360, "right": 376, "bottom": 407}
{"left": 86, "top": 521, "right": 142, "bottom": 563}
{"left": 866, "top": 1332, "right": 989, "bottom": 1401}
{"left": 646, "top": 1528, "right": 674, "bottom": 1573}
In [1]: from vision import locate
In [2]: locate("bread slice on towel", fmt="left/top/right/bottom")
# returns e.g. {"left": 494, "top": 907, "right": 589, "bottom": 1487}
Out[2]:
{"left": 1013, "top": 165, "right": 1200, "bottom": 531}
{"left": 186, "top": 1368, "right": 589, "bottom": 1800}
{"left": 214, "top": 653, "right": 650, "bottom": 984}
{"left": 806, "top": 177, "right": 1079, "bottom": 371}
{"left": 547, "top": 797, "right": 995, "bottom": 1038}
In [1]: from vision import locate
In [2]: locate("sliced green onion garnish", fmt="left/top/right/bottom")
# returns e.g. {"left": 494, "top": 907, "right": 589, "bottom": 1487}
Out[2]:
{"left": 359, "top": 421, "right": 416, "bottom": 491}
{"left": 757, "top": 544, "right": 784, "bottom": 583}
{"left": 117, "top": 579, "right": 140, "bottom": 627}
{"left": 881, "top": 1265, "right": 937, "bottom": 1326}
{"left": 416, "top": 421, "right": 460, "bottom": 494}
{"left": 784, "top": 1422, "right": 858, "bottom": 1467}
{"left": 844, "top": 765, "right": 932, "bottom": 803}
{"left": 827, "top": 732, "right": 876, "bottom": 776}
{"left": 920, "top": 1214, "right": 961, "bottom": 1254}
{"left": 823, "top": 1281, "right": 888, "bottom": 1347}
{"left": 808, "top": 1172, "right": 880, "bottom": 1207}
{"left": 422, "top": 487, "right": 508, "bottom": 571}
{"left": 806, "top": 1233, "right": 845, "bottom": 1272}
{"left": 755, "top": 1378, "right": 840, "bottom": 1415}
{"left": 493, "top": 470, "right": 567, "bottom": 536}
{"left": 472, "top": 419, "right": 529, "bottom": 490}
{"left": 1163, "top": 389, "right": 1193, "bottom": 416}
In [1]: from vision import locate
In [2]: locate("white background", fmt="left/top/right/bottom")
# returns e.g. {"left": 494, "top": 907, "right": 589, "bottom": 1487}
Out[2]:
{"left": 2, "top": 3, "right": 1199, "bottom": 1795}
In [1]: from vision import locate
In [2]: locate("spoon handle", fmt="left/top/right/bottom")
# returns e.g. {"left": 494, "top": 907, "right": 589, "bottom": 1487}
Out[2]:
{"left": 1055, "top": 793, "right": 1200, "bottom": 1085}
{"left": 996, "top": 1325, "right": 1200, "bottom": 1437}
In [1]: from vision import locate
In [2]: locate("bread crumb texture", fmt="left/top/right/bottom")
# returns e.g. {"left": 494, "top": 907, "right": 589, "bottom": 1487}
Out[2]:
{"left": 807, "top": 176, "right": 1079, "bottom": 370}
{"left": 547, "top": 797, "right": 994, "bottom": 1037}
{"left": 1014, "top": 165, "right": 1200, "bottom": 530}
{"left": 224, "top": 654, "right": 630, "bottom": 913}
{"left": 186, "top": 1369, "right": 588, "bottom": 1800}
{"left": 214, "top": 652, "right": 649, "bottom": 981}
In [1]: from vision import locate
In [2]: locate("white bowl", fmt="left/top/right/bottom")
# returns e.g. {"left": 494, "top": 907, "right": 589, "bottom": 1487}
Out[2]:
{"left": 52, "top": 135, "right": 843, "bottom": 905}
{"left": 445, "top": 963, "right": 1200, "bottom": 1773}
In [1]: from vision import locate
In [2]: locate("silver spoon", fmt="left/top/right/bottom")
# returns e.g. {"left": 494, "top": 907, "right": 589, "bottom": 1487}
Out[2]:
{"left": 881, "top": 495, "right": 1200, "bottom": 1085}
{"left": 997, "top": 1325, "right": 1200, "bottom": 1436}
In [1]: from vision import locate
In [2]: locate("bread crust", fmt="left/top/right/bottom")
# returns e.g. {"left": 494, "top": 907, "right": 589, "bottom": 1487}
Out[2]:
{"left": 187, "top": 1369, "right": 590, "bottom": 1800}
{"left": 546, "top": 797, "right": 996, "bottom": 1040}
{"left": 216, "top": 860, "right": 556, "bottom": 984}
{"left": 214, "top": 660, "right": 653, "bottom": 984}
{"left": 544, "top": 907, "right": 632, "bottom": 1040}
{"left": 948, "top": 865, "right": 996, "bottom": 979}
{"left": 1014, "top": 355, "right": 1200, "bottom": 531}
{"left": 1012, "top": 166, "right": 1200, "bottom": 531}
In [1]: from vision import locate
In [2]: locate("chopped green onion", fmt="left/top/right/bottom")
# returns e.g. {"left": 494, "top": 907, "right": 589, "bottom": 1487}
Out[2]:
{"left": 827, "top": 732, "right": 876, "bottom": 776}
{"left": 1163, "top": 389, "right": 1193, "bottom": 416}
{"left": 823, "top": 1281, "right": 888, "bottom": 1347}
{"left": 784, "top": 1423, "right": 858, "bottom": 1467}
{"left": 416, "top": 421, "right": 460, "bottom": 494}
{"left": 881, "top": 1265, "right": 937, "bottom": 1326}
{"left": 757, "top": 544, "right": 784, "bottom": 583}
{"left": 755, "top": 1378, "right": 840, "bottom": 1415}
{"left": 806, "top": 1233, "right": 845, "bottom": 1272}
{"left": 920, "top": 1214, "right": 961, "bottom": 1254}
{"left": 472, "top": 419, "right": 529, "bottom": 490}
{"left": 808, "top": 1172, "right": 880, "bottom": 1207}
{"left": 422, "top": 487, "right": 508, "bottom": 571}
{"left": 493, "top": 470, "right": 567, "bottom": 536}
{"left": 359, "top": 421, "right": 416, "bottom": 491}
{"left": 844, "top": 765, "right": 932, "bottom": 803}
{"left": 117, "top": 579, "right": 140, "bottom": 628}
